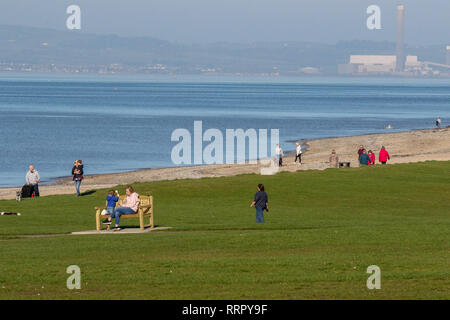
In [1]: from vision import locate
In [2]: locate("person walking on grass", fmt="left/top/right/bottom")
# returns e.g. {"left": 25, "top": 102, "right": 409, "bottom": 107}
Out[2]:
{"left": 329, "top": 149, "right": 339, "bottom": 168}
{"left": 72, "top": 160, "right": 84, "bottom": 197}
{"left": 276, "top": 144, "right": 283, "bottom": 167}
{"left": 26, "top": 165, "right": 40, "bottom": 197}
{"left": 359, "top": 149, "right": 370, "bottom": 166}
{"left": 294, "top": 142, "right": 302, "bottom": 165}
{"left": 368, "top": 150, "right": 375, "bottom": 166}
{"left": 103, "top": 186, "right": 139, "bottom": 231}
{"left": 379, "top": 146, "right": 390, "bottom": 165}
{"left": 250, "top": 184, "right": 268, "bottom": 223}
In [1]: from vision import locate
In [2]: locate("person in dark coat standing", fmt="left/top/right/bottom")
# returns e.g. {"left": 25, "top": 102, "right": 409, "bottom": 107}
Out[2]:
{"left": 359, "top": 149, "right": 370, "bottom": 166}
{"left": 72, "top": 160, "right": 84, "bottom": 197}
{"left": 250, "top": 184, "right": 269, "bottom": 223}
{"left": 357, "top": 145, "right": 365, "bottom": 161}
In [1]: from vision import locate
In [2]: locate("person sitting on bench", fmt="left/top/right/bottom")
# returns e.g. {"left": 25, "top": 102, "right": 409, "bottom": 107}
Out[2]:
{"left": 103, "top": 186, "right": 139, "bottom": 231}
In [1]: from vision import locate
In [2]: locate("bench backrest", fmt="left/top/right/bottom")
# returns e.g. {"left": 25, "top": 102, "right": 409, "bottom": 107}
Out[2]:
{"left": 139, "top": 195, "right": 152, "bottom": 207}
{"left": 117, "top": 195, "right": 152, "bottom": 208}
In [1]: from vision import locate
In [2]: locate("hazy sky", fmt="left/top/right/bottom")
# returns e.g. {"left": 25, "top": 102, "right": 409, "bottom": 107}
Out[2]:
{"left": 1, "top": 0, "right": 449, "bottom": 45}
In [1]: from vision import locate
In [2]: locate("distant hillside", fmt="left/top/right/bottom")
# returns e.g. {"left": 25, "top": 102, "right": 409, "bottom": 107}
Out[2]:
{"left": 0, "top": 25, "right": 446, "bottom": 75}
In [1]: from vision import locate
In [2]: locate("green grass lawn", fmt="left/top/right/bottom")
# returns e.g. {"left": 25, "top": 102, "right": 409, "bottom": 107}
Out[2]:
{"left": 0, "top": 161, "right": 449, "bottom": 299}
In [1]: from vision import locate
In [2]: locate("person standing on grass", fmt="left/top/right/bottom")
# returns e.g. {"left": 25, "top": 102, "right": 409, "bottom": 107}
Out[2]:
{"left": 294, "top": 142, "right": 302, "bottom": 165}
{"left": 359, "top": 149, "right": 370, "bottom": 166}
{"left": 103, "top": 186, "right": 140, "bottom": 231}
{"left": 329, "top": 150, "right": 339, "bottom": 168}
{"left": 357, "top": 145, "right": 364, "bottom": 161}
{"left": 105, "top": 190, "right": 119, "bottom": 215}
{"left": 368, "top": 150, "right": 375, "bottom": 166}
{"left": 379, "top": 146, "right": 390, "bottom": 165}
{"left": 72, "top": 160, "right": 84, "bottom": 197}
{"left": 276, "top": 144, "right": 283, "bottom": 167}
{"left": 250, "top": 184, "right": 268, "bottom": 223}
{"left": 26, "top": 165, "right": 40, "bottom": 197}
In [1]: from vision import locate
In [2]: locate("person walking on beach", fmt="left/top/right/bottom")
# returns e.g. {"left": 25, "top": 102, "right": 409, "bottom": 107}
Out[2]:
{"left": 72, "top": 160, "right": 84, "bottom": 197}
{"left": 379, "top": 146, "right": 390, "bottom": 165}
{"left": 103, "top": 186, "right": 140, "bottom": 231}
{"left": 26, "top": 165, "right": 40, "bottom": 197}
{"left": 436, "top": 117, "right": 441, "bottom": 128}
{"left": 357, "top": 145, "right": 364, "bottom": 161}
{"left": 250, "top": 184, "right": 268, "bottom": 223}
{"left": 329, "top": 150, "right": 339, "bottom": 168}
{"left": 368, "top": 150, "right": 375, "bottom": 166}
{"left": 359, "top": 149, "right": 370, "bottom": 166}
{"left": 294, "top": 142, "right": 302, "bottom": 165}
{"left": 276, "top": 144, "right": 283, "bottom": 167}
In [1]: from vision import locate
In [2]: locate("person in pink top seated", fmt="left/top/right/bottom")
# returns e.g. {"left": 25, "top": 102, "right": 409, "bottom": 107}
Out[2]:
{"left": 378, "top": 146, "right": 390, "bottom": 165}
{"left": 103, "top": 186, "right": 140, "bottom": 231}
{"left": 368, "top": 150, "right": 376, "bottom": 165}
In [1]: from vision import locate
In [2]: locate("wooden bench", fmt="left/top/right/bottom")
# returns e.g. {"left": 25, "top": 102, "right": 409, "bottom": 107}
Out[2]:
{"left": 95, "top": 195, "right": 154, "bottom": 231}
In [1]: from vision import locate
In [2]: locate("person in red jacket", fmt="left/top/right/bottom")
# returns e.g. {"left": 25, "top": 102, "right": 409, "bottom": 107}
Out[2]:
{"left": 379, "top": 146, "right": 390, "bottom": 164}
{"left": 368, "top": 150, "right": 375, "bottom": 165}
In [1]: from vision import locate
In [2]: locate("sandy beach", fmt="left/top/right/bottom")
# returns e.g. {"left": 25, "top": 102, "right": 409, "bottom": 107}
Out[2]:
{"left": 1, "top": 126, "right": 449, "bottom": 200}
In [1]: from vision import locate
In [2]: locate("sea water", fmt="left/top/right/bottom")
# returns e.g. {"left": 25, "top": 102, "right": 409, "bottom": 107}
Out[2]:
{"left": 0, "top": 74, "right": 449, "bottom": 187}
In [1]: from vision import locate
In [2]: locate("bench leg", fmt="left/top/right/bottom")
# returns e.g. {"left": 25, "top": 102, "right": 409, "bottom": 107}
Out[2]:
{"left": 150, "top": 212, "right": 154, "bottom": 229}
{"left": 96, "top": 210, "right": 101, "bottom": 231}
{"left": 139, "top": 213, "right": 144, "bottom": 231}
{"left": 150, "top": 196, "right": 154, "bottom": 229}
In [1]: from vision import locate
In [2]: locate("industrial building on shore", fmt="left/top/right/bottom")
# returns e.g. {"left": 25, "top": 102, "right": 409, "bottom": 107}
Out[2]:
{"left": 338, "top": 5, "right": 450, "bottom": 77}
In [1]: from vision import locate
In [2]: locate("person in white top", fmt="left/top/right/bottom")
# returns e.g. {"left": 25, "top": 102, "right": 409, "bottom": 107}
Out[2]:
{"left": 436, "top": 117, "right": 441, "bottom": 128}
{"left": 275, "top": 144, "right": 283, "bottom": 167}
{"left": 294, "top": 142, "right": 302, "bottom": 164}
{"left": 26, "top": 165, "right": 40, "bottom": 197}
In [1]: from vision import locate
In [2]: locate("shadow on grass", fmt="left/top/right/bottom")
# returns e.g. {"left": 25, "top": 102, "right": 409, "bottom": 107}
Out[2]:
{"left": 81, "top": 190, "right": 97, "bottom": 196}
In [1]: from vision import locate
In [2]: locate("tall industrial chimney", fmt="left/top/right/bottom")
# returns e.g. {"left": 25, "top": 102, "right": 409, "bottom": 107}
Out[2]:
{"left": 396, "top": 4, "right": 405, "bottom": 72}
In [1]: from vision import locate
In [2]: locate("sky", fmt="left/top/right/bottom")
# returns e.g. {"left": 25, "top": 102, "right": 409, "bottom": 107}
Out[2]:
{"left": 1, "top": 0, "right": 449, "bottom": 45}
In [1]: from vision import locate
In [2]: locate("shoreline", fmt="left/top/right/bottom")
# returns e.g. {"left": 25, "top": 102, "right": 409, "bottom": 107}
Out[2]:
{"left": 34, "top": 126, "right": 445, "bottom": 185}
{"left": 1, "top": 126, "right": 449, "bottom": 200}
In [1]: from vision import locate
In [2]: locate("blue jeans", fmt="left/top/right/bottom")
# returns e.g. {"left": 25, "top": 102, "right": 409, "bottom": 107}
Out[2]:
{"left": 74, "top": 179, "right": 82, "bottom": 196}
{"left": 111, "top": 207, "right": 136, "bottom": 226}
{"left": 256, "top": 207, "right": 265, "bottom": 223}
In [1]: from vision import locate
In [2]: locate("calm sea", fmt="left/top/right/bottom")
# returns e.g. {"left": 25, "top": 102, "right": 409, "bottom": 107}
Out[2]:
{"left": 1, "top": 74, "right": 449, "bottom": 187}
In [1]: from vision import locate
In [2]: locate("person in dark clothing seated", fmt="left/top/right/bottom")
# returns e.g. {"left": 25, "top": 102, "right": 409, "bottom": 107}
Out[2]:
{"left": 250, "top": 184, "right": 269, "bottom": 223}
{"left": 359, "top": 149, "right": 371, "bottom": 166}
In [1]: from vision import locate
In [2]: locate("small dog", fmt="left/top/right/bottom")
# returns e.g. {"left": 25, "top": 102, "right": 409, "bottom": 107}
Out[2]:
{"left": 16, "top": 191, "right": 22, "bottom": 201}
{"left": 0, "top": 212, "right": 21, "bottom": 216}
